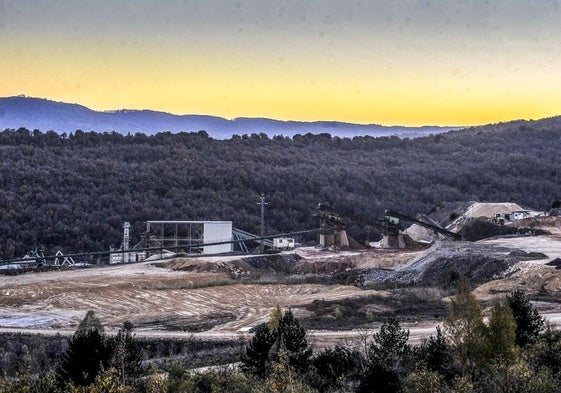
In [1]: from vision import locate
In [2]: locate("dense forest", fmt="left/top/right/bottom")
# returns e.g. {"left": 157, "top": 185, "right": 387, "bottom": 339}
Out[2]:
{"left": 1, "top": 116, "right": 560, "bottom": 260}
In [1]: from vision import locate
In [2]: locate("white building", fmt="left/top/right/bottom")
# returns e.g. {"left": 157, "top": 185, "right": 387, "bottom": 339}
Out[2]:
{"left": 509, "top": 211, "right": 531, "bottom": 221}
{"left": 146, "top": 220, "right": 233, "bottom": 255}
{"left": 273, "top": 237, "right": 295, "bottom": 250}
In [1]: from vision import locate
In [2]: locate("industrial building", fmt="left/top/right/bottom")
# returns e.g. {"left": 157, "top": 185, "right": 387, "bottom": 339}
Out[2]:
{"left": 110, "top": 220, "right": 234, "bottom": 264}
{"left": 145, "top": 220, "right": 233, "bottom": 255}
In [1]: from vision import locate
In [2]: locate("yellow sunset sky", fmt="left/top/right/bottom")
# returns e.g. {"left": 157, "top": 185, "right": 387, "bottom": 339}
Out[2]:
{"left": 1, "top": 0, "right": 561, "bottom": 126}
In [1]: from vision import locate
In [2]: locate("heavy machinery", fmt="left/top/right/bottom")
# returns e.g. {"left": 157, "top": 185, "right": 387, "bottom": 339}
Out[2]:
{"left": 315, "top": 204, "right": 460, "bottom": 249}
{"left": 315, "top": 204, "right": 396, "bottom": 248}
{"left": 384, "top": 210, "right": 461, "bottom": 241}
{"left": 315, "top": 203, "right": 351, "bottom": 248}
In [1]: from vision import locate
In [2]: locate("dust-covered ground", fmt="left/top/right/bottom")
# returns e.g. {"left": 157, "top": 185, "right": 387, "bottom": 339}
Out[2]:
{"left": 2, "top": 217, "right": 561, "bottom": 350}
{"left": 0, "top": 251, "right": 405, "bottom": 332}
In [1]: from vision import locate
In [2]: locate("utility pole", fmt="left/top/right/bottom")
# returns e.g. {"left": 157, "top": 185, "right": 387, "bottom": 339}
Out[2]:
{"left": 257, "top": 194, "right": 268, "bottom": 252}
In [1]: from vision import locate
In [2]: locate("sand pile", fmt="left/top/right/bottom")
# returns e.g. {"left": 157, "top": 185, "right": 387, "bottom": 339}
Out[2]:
{"left": 463, "top": 202, "right": 525, "bottom": 219}
{"left": 404, "top": 223, "right": 437, "bottom": 243}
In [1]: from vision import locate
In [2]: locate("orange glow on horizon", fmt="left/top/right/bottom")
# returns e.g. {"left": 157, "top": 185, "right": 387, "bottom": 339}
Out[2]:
{"left": 2, "top": 1, "right": 561, "bottom": 127}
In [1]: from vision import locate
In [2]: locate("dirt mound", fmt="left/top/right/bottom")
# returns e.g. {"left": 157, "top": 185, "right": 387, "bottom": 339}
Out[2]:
{"left": 508, "top": 250, "right": 548, "bottom": 260}
{"left": 157, "top": 254, "right": 302, "bottom": 278}
{"left": 241, "top": 254, "right": 301, "bottom": 273}
{"left": 464, "top": 202, "right": 525, "bottom": 219}
{"left": 546, "top": 258, "right": 561, "bottom": 268}
{"left": 293, "top": 259, "right": 355, "bottom": 275}
{"left": 363, "top": 241, "right": 540, "bottom": 288}
{"left": 414, "top": 254, "right": 517, "bottom": 286}
{"left": 459, "top": 220, "right": 548, "bottom": 241}
{"left": 404, "top": 224, "right": 435, "bottom": 243}
{"left": 427, "top": 201, "right": 475, "bottom": 227}
{"left": 156, "top": 258, "right": 253, "bottom": 278}
{"left": 511, "top": 216, "right": 561, "bottom": 232}
{"left": 402, "top": 233, "right": 433, "bottom": 250}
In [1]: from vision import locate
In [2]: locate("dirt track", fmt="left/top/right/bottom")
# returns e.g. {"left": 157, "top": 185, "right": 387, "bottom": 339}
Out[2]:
{"left": 2, "top": 311, "right": 561, "bottom": 350}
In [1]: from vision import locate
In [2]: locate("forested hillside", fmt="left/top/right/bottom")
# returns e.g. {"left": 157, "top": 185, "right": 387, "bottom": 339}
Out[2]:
{"left": 1, "top": 117, "right": 560, "bottom": 260}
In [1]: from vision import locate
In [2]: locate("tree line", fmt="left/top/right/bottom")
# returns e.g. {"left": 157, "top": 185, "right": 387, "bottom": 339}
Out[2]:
{"left": 1, "top": 119, "right": 560, "bottom": 260}
{"left": 1, "top": 288, "right": 560, "bottom": 392}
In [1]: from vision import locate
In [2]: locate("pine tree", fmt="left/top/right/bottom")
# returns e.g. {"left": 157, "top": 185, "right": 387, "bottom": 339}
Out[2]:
{"left": 485, "top": 301, "right": 518, "bottom": 361}
{"left": 109, "top": 321, "right": 143, "bottom": 386}
{"left": 278, "top": 309, "right": 312, "bottom": 373}
{"left": 240, "top": 323, "right": 276, "bottom": 378}
{"left": 506, "top": 289, "right": 544, "bottom": 347}
{"left": 359, "top": 316, "right": 410, "bottom": 393}
{"left": 241, "top": 307, "right": 311, "bottom": 378}
{"left": 419, "top": 326, "right": 456, "bottom": 381}
{"left": 58, "top": 311, "right": 112, "bottom": 387}
{"left": 369, "top": 315, "right": 410, "bottom": 369}
{"left": 310, "top": 346, "right": 362, "bottom": 392}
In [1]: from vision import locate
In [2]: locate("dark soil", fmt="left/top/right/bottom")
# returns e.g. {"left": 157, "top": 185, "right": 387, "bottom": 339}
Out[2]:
{"left": 546, "top": 258, "right": 561, "bottom": 268}
{"left": 241, "top": 253, "right": 302, "bottom": 273}
{"left": 509, "top": 250, "right": 549, "bottom": 260}
{"left": 460, "top": 220, "right": 549, "bottom": 241}
{"left": 134, "top": 313, "right": 237, "bottom": 333}
{"left": 300, "top": 290, "right": 448, "bottom": 329}
{"left": 413, "top": 255, "right": 517, "bottom": 286}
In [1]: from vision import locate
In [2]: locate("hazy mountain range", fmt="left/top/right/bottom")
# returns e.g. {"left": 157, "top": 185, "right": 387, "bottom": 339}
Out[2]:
{"left": 0, "top": 95, "right": 461, "bottom": 139}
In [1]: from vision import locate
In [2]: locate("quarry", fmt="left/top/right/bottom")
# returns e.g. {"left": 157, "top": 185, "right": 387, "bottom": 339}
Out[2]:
{"left": 1, "top": 201, "right": 561, "bottom": 351}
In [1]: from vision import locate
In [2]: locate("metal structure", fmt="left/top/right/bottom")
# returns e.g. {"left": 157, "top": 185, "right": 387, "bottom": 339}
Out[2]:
{"left": 146, "top": 220, "right": 233, "bottom": 255}
{"left": 315, "top": 204, "right": 355, "bottom": 248}
{"left": 383, "top": 210, "right": 460, "bottom": 240}
{"left": 257, "top": 194, "right": 268, "bottom": 252}
{"left": 123, "top": 222, "right": 130, "bottom": 263}
{"left": 53, "top": 250, "right": 75, "bottom": 266}
{"left": 22, "top": 245, "right": 47, "bottom": 266}
{"left": 0, "top": 228, "right": 320, "bottom": 268}
{"left": 232, "top": 228, "right": 274, "bottom": 251}
{"left": 110, "top": 221, "right": 143, "bottom": 264}
{"left": 316, "top": 204, "right": 460, "bottom": 249}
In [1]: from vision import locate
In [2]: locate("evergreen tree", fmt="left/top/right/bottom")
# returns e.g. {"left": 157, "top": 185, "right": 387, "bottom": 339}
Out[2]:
{"left": 76, "top": 310, "right": 105, "bottom": 335}
{"left": 485, "top": 301, "right": 517, "bottom": 361}
{"left": 359, "top": 316, "right": 410, "bottom": 393}
{"left": 240, "top": 323, "right": 276, "bottom": 378}
{"left": 109, "top": 321, "right": 143, "bottom": 386}
{"left": 418, "top": 326, "right": 456, "bottom": 381}
{"left": 241, "top": 307, "right": 311, "bottom": 379}
{"left": 527, "top": 326, "right": 561, "bottom": 376}
{"left": 278, "top": 309, "right": 312, "bottom": 373}
{"left": 309, "top": 346, "right": 362, "bottom": 392}
{"left": 58, "top": 311, "right": 112, "bottom": 387}
{"left": 506, "top": 289, "right": 544, "bottom": 347}
{"left": 368, "top": 315, "right": 410, "bottom": 369}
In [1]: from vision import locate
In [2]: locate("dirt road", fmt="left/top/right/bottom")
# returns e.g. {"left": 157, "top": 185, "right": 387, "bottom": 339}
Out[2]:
{"left": 2, "top": 312, "right": 561, "bottom": 350}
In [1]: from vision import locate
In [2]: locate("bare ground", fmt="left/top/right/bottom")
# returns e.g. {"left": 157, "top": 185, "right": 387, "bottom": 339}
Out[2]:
{"left": 3, "top": 218, "right": 561, "bottom": 349}
{"left": 0, "top": 253, "right": 393, "bottom": 332}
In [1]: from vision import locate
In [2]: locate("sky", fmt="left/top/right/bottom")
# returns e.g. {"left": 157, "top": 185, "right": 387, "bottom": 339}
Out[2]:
{"left": 1, "top": 0, "right": 561, "bottom": 126}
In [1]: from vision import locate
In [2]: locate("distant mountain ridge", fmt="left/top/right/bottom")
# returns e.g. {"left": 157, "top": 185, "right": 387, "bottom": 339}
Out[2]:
{"left": 0, "top": 95, "right": 461, "bottom": 139}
